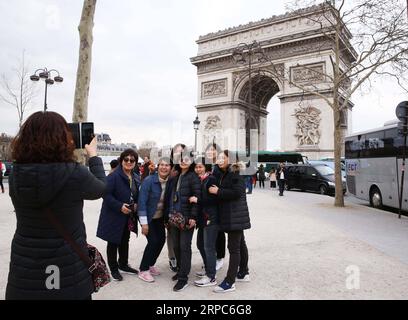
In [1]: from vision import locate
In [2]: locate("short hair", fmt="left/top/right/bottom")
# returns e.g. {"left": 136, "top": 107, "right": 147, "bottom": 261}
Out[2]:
{"left": 110, "top": 159, "right": 119, "bottom": 169}
{"left": 158, "top": 157, "right": 171, "bottom": 165}
{"left": 11, "top": 111, "right": 75, "bottom": 163}
{"left": 119, "top": 149, "right": 139, "bottom": 164}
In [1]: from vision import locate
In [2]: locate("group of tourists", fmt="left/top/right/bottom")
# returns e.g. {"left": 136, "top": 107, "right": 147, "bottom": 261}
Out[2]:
{"left": 97, "top": 142, "right": 251, "bottom": 293}
{"left": 5, "top": 111, "right": 251, "bottom": 300}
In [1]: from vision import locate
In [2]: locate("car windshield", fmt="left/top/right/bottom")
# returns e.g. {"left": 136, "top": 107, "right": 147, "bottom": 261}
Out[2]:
{"left": 314, "top": 165, "right": 334, "bottom": 176}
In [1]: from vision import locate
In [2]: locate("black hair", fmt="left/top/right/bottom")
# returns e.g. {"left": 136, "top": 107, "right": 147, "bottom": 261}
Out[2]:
{"left": 110, "top": 159, "right": 119, "bottom": 169}
{"left": 119, "top": 148, "right": 138, "bottom": 164}
{"left": 170, "top": 143, "right": 186, "bottom": 167}
{"left": 194, "top": 156, "right": 212, "bottom": 172}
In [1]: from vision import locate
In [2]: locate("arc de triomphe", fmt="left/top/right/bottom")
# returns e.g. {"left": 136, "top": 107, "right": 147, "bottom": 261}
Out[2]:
{"left": 191, "top": 5, "right": 354, "bottom": 160}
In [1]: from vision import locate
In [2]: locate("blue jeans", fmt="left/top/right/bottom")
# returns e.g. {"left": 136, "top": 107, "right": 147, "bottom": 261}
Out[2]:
{"left": 197, "top": 224, "right": 219, "bottom": 279}
{"left": 246, "top": 176, "right": 253, "bottom": 193}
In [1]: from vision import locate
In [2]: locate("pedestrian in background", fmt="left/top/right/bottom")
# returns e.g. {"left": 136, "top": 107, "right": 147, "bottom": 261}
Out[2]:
{"left": 257, "top": 164, "right": 266, "bottom": 188}
{"left": 269, "top": 168, "right": 277, "bottom": 188}
{"left": 0, "top": 160, "right": 5, "bottom": 193}
{"left": 276, "top": 162, "right": 287, "bottom": 196}
{"left": 97, "top": 149, "right": 140, "bottom": 281}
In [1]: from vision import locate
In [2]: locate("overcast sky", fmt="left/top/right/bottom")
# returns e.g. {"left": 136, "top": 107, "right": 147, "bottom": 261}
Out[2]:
{"left": 0, "top": 0, "right": 406, "bottom": 150}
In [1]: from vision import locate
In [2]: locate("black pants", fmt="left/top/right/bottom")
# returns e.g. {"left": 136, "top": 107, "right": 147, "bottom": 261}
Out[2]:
{"left": 278, "top": 179, "right": 285, "bottom": 195}
{"left": 216, "top": 231, "right": 226, "bottom": 259}
{"left": 225, "top": 230, "right": 249, "bottom": 284}
{"left": 259, "top": 179, "right": 265, "bottom": 188}
{"left": 0, "top": 176, "right": 4, "bottom": 193}
{"left": 107, "top": 222, "right": 130, "bottom": 272}
{"left": 270, "top": 181, "right": 276, "bottom": 188}
{"left": 170, "top": 226, "right": 194, "bottom": 282}
{"left": 139, "top": 217, "right": 166, "bottom": 272}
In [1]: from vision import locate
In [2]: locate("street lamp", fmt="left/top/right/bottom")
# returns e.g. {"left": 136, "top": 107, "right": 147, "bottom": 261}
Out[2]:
{"left": 193, "top": 115, "right": 200, "bottom": 155}
{"left": 232, "top": 40, "right": 267, "bottom": 156}
{"left": 30, "top": 67, "right": 63, "bottom": 112}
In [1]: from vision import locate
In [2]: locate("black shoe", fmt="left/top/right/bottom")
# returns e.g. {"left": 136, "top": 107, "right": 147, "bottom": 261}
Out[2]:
{"left": 111, "top": 270, "right": 123, "bottom": 281}
{"left": 236, "top": 272, "right": 250, "bottom": 282}
{"left": 173, "top": 280, "right": 188, "bottom": 292}
{"left": 172, "top": 274, "right": 178, "bottom": 281}
{"left": 119, "top": 264, "right": 138, "bottom": 275}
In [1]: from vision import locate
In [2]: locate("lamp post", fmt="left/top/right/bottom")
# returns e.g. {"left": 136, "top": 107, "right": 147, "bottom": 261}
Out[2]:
{"left": 30, "top": 68, "right": 63, "bottom": 112}
{"left": 193, "top": 115, "right": 200, "bottom": 155}
{"left": 232, "top": 40, "right": 266, "bottom": 156}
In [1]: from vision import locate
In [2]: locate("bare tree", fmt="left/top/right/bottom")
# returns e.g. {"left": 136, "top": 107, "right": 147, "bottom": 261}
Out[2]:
{"left": 264, "top": 0, "right": 408, "bottom": 207}
{"left": 72, "top": 0, "right": 97, "bottom": 163}
{"left": 73, "top": 0, "right": 96, "bottom": 123}
{"left": 138, "top": 140, "right": 158, "bottom": 159}
{"left": 0, "top": 51, "right": 37, "bottom": 128}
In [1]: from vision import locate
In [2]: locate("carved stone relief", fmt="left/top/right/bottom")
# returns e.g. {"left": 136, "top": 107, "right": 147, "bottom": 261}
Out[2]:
{"left": 293, "top": 105, "right": 321, "bottom": 146}
{"left": 201, "top": 79, "right": 227, "bottom": 99}
{"left": 291, "top": 64, "right": 324, "bottom": 84}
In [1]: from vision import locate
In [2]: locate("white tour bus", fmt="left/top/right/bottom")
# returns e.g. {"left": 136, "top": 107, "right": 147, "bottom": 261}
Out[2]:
{"left": 345, "top": 120, "right": 408, "bottom": 210}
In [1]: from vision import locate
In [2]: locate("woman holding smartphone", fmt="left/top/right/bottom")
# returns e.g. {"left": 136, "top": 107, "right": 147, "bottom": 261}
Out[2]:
{"left": 97, "top": 149, "right": 140, "bottom": 281}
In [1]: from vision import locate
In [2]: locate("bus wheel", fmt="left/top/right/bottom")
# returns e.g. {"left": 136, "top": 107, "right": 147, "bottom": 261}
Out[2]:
{"left": 370, "top": 187, "right": 383, "bottom": 209}
{"left": 319, "top": 184, "right": 327, "bottom": 195}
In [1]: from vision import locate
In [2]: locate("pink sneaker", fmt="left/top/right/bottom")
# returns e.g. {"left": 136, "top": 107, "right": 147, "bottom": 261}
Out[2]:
{"left": 138, "top": 270, "right": 155, "bottom": 283}
{"left": 149, "top": 266, "right": 161, "bottom": 276}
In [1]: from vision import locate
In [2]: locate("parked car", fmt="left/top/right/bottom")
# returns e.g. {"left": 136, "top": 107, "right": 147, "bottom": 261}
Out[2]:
{"left": 285, "top": 163, "right": 346, "bottom": 195}
{"left": 307, "top": 160, "right": 346, "bottom": 179}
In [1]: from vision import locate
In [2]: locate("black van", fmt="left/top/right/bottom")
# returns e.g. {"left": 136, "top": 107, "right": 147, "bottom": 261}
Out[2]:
{"left": 285, "top": 163, "right": 346, "bottom": 195}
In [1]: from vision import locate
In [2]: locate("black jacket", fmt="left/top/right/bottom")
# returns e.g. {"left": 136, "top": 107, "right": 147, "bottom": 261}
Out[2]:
{"left": 276, "top": 167, "right": 287, "bottom": 181}
{"left": 164, "top": 171, "right": 201, "bottom": 222}
{"left": 6, "top": 157, "right": 106, "bottom": 300}
{"left": 216, "top": 163, "right": 251, "bottom": 232}
{"left": 197, "top": 174, "right": 219, "bottom": 228}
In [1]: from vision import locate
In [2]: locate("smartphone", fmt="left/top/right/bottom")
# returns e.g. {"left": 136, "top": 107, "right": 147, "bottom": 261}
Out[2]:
{"left": 67, "top": 122, "right": 94, "bottom": 149}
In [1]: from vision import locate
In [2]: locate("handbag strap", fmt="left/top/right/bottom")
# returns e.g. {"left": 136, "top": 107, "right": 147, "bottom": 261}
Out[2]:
{"left": 44, "top": 207, "right": 95, "bottom": 272}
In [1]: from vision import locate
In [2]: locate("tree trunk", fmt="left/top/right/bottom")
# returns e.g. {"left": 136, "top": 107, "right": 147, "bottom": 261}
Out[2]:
{"left": 72, "top": 0, "right": 96, "bottom": 163}
{"left": 333, "top": 104, "right": 344, "bottom": 207}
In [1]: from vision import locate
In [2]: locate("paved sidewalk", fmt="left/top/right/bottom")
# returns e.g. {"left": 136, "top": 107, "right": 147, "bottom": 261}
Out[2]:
{"left": 1, "top": 183, "right": 408, "bottom": 300}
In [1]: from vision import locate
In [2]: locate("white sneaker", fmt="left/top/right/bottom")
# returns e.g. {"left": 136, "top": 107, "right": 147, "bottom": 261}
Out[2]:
{"left": 216, "top": 258, "right": 224, "bottom": 271}
{"left": 195, "top": 276, "right": 217, "bottom": 287}
{"left": 236, "top": 273, "right": 250, "bottom": 282}
{"left": 196, "top": 265, "right": 206, "bottom": 277}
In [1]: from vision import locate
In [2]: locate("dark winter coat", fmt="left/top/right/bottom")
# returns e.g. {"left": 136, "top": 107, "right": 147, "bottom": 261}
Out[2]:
{"left": 96, "top": 166, "right": 140, "bottom": 245}
{"left": 6, "top": 157, "right": 106, "bottom": 300}
{"left": 276, "top": 167, "right": 287, "bottom": 181}
{"left": 216, "top": 163, "right": 251, "bottom": 232}
{"left": 164, "top": 171, "right": 201, "bottom": 222}
{"left": 197, "top": 174, "right": 219, "bottom": 228}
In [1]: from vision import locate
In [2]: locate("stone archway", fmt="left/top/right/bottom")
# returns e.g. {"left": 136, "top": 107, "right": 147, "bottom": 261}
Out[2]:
{"left": 191, "top": 5, "right": 354, "bottom": 159}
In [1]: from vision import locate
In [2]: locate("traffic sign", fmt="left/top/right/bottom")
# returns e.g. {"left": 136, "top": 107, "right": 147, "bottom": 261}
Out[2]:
{"left": 395, "top": 101, "right": 408, "bottom": 121}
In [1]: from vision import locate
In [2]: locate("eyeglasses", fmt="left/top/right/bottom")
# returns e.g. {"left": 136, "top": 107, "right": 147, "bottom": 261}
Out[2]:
{"left": 123, "top": 157, "right": 136, "bottom": 163}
